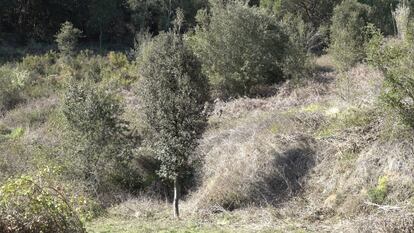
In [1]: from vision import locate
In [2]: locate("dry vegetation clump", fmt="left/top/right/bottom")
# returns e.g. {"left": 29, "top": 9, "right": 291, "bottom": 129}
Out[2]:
{"left": 190, "top": 70, "right": 336, "bottom": 211}
{"left": 191, "top": 58, "right": 414, "bottom": 224}
{"left": 108, "top": 197, "right": 169, "bottom": 219}
{"left": 357, "top": 212, "right": 414, "bottom": 233}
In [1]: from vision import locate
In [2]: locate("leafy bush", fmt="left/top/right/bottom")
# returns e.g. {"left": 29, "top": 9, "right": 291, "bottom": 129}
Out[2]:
{"left": 20, "top": 52, "right": 58, "bottom": 77}
{"left": 365, "top": 21, "right": 414, "bottom": 128}
{"left": 0, "top": 65, "right": 29, "bottom": 112}
{"left": 279, "top": 13, "right": 315, "bottom": 80}
{"left": 189, "top": 1, "right": 289, "bottom": 98}
{"left": 329, "top": 0, "right": 371, "bottom": 71}
{"left": 0, "top": 168, "right": 87, "bottom": 233}
{"left": 62, "top": 80, "right": 140, "bottom": 194}
{"left": 260, "top": 0, "right": 341, "bottom": 29}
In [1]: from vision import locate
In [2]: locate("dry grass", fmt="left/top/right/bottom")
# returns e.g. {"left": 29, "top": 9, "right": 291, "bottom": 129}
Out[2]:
{"left": 82, "top": 56, "right": 414, "bottom": 231}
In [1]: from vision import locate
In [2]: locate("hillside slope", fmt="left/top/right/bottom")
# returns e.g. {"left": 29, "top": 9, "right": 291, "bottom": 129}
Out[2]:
{"left": 87, "top": 56, "right": 414, "bottom": 232}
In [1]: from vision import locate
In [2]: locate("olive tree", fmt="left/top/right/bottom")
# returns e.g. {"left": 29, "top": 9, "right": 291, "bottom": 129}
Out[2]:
{"left": 189, "top": 1, "right": 288, "bottom": 98}
{"left": 137, "top": 30, "right": 209, "bottom": 218}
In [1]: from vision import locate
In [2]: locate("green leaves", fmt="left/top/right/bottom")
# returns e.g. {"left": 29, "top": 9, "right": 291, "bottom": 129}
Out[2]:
{"left": 62, "top": 80, "right": 138, "bottom": 193}
{"left": 0, "top": 168, "right": 87, "bottom": 233}
{"left": 189, "top": 2, "right": 288, "bottom": 98}
{"left": 138, "top": 32, "right": 209, "bottom": 180}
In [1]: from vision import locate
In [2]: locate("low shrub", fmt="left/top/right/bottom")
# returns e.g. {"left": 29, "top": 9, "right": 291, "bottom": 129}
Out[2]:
{"left": 368, "top": 176, "right": 389, "bottom": 204}
{"left": 0, "top": 168, "right": 87, "bottom": 233}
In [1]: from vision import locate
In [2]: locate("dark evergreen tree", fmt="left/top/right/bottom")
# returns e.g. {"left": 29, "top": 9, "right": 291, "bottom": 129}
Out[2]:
{"left": 137, "top": 22, "right": 209, "bottom": 218}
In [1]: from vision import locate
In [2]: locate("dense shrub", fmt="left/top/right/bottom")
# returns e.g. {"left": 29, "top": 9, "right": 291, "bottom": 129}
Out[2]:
{"left": 0, "top": 169, "right": 86, "bottom": 233}
{"left": 260, "top": 0, "right": 341, "bottom": 29}
{"left": 62, "top": 80, "right": 140, "bottom": 195}
{"left": 0, "top": 66, "right": 29, "bottom": 112}
{"left": 279, "top": 13, "right": 315, "bottom": 80}
{"left": 330, "top": 0, "right": 371, "bottom": 71}
{"left": 189, "top": 1, "right": 289, "bottom": 98}
{"left": 360, "top": 0, "right": 399, "bottom": 35}
{"left": 365, "top": 12, "right": 414, "bottom": 129}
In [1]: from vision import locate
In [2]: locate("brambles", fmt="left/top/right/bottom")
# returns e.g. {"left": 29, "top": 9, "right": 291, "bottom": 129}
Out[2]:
{"left": 0, "top": 168, "right": 87, "bottom": 233}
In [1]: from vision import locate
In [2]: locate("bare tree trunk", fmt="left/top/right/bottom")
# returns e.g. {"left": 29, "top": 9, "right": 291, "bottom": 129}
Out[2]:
{"left": 99, "top": 23, "right": 103, "bottom": 53}
{"left": 173, "top": 176, "right": 180, "bottom": 219}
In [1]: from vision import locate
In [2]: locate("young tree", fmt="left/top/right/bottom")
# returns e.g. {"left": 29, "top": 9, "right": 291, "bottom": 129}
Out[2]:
{"left": 88, "top": 0, "right": 122, "bottom": 51}
{"left": 137, "top": 28, "right": 209, "bottom": 218}
{"left": 55, "top": 21, "right": 82, "bottom": 57}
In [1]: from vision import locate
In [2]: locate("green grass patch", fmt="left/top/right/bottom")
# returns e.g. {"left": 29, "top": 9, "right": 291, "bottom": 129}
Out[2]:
{"left": 316, "top": 107, "right": 376, "bottom": 139}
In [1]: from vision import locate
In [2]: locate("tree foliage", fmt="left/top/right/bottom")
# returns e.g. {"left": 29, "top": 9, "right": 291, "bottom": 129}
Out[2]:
{"left": 190, "top": 1, "right": 289, "bottom": 97}
{"left": 55, "top": 22, "right": 82, "bottom": 57}
{"left": 329, "top": 0, "right": 371, "bottom": 71}
{"left": 62, "top": 81, "right": 138, "bottom": 194}
{"left": 138, "top": 31, "right": 209, "bottom": 181}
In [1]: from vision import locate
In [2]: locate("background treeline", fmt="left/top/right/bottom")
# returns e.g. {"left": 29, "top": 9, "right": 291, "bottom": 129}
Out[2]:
{"left": 0, "top": 0, "right": 408, "bottom": 47}
{"left": 0, "top": 0, "right": 206, "bottom": 46}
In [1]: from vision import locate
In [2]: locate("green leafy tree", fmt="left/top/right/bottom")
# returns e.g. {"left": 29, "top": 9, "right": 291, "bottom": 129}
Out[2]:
{"left": 190, "top": 1, "right": 288, "bottom": 97}
{"left": 137, "top": 28, "right": 209, "bottom": 218}
{"left": 55, "top": 22, "right": 82, "bottom": 57}
{"left": 329, "top": 0, "right": 371, "bottom": 71}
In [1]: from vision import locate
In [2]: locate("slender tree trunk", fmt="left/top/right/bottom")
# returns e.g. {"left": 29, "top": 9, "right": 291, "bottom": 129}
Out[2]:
{"left": 99, "top": 23, "right": 103, "bottom": 53}
{"left": 173, "top": 176, "right": 180, "bottom": 219}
